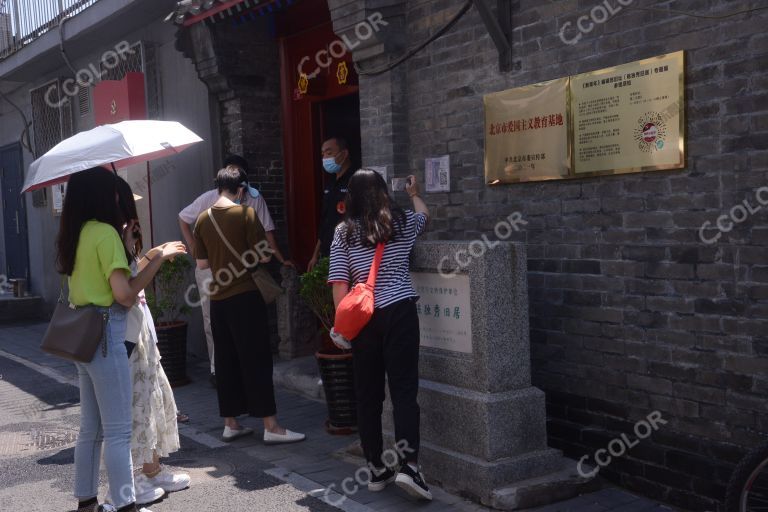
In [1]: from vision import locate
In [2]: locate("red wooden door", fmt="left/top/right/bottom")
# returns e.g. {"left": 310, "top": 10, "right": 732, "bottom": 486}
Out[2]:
{"left": 278, "top": 6, "right": 359, "bottom": 268}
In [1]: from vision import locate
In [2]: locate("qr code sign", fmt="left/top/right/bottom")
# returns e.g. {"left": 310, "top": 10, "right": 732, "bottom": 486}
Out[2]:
{"left": 425, "top": 155, "right": 450, "bottom": 192}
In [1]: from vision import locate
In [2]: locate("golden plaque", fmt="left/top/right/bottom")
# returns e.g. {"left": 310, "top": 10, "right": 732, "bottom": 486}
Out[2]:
{"left": 483, "top": 50, "right": 685, "bottom": 184}
{"left": 570, "top": 50, "right": 685, "bottom": 176}
{"left": 484, "top": 77, "right": 570, "bottom": 183}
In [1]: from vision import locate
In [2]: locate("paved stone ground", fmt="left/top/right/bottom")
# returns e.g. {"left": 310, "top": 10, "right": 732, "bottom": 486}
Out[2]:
{"left": 0, "top": 321, "right": 677, "bottom": 511}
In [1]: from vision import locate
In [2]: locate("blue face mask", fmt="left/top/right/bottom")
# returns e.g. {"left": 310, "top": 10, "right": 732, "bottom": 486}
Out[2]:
{"left": 323, "top": 157, "right": 342, "bottom": 174}
{"left": 235, "top": 183, "right": 260, "bottom": 204}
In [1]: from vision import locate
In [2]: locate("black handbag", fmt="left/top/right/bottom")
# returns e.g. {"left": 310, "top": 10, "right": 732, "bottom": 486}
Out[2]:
{"left": 40, "top": 277, "right": 109, "bottom": 363}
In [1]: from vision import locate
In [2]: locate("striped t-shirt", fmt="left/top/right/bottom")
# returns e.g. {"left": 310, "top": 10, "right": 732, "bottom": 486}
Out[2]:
{"left": 328, "top": 210, "right": 427, "bottom": 308}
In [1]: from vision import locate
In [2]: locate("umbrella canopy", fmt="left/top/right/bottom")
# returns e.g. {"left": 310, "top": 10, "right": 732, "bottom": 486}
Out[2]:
{"left": 22, "top": 120, "right": 203, "bottom": 192}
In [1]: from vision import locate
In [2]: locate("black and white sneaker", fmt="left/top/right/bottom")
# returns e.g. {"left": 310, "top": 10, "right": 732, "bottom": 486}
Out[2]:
{"left": 395, "top": 464, "right": 432, "bottom": 500}
{"left": 368, "top": 467, "right": 396, "bottom": 492}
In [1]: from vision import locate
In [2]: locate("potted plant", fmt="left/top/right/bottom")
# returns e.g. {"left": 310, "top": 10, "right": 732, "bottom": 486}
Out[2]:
{"left": 299, "top": 257, "right": 357, "bottom": 434}
{"left": 146, "top": 255, "right": 192, "bottom": 387}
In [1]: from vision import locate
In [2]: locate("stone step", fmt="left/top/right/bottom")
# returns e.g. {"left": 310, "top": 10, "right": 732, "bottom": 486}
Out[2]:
{"left": 0, "top": 296, "right": 45, "bottom": 324}
{"left": 490, "top": 460, "right": 605, "bottom": 510}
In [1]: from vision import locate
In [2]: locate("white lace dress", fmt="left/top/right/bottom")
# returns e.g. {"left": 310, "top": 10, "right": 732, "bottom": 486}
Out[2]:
{"left": 126, "top": 265, "right": 180, "bottom": 465}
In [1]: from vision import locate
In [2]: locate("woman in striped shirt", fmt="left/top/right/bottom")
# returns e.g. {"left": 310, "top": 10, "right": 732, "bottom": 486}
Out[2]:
{"left": 328, "top": 169, "right": 432, "bottom": 500}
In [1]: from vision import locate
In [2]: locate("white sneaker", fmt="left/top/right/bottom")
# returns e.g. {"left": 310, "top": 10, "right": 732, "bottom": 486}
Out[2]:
{"left": 143, "top": 466, "right": 191, "bottom": 493}
{"left": 222, "top": 425, "right": 254, "bottom": 442}
{"left": 263, "top": 428, "right": 306, "bottom": 445}
{"left": 134, "top": 473, "right": 166, "bottom": 505}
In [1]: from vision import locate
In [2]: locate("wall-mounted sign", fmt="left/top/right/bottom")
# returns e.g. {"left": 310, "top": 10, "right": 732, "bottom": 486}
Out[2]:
{"left": 52, "top": 183, "right": 67, "bottom": 216}
{"left": 483, "top": 51, "right": 685, "bottom": 184}
{"left": 571, "top": 51, "right": 684, "bottom": 176}
{"left": 93, "top": 72, "right": 147, "bottom": 124}
{"left": 425, "top": 155, "right": 450, "bottom": 193}
{"left": 484, "top": 77, "right": 570, "bottom": 183}
{"left": 411, "top": 272, "right": 472, "bottom": 354}
{"left": 368, "top": 165, "right": 388, "bottom": 183}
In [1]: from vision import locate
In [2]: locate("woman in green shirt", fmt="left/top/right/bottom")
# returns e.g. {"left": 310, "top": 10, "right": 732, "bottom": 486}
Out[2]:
{"left": 57, "top": 167, "right": 186, "bottom": 512}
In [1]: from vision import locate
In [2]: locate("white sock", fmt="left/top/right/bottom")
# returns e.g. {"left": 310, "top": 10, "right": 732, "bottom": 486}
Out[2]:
{"left": 407, "top": 462, "right": 419, "bottom": 473}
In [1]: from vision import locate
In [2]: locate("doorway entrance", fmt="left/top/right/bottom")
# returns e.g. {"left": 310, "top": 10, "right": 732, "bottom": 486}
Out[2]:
{"left": 1, "top": 143, "right": 29, "bottom": 282}
{"left": 319, "top": 93, "right": 362, "bottom": 169}
{"left": 277, "top": 4, "right": 361, "bottom": 267}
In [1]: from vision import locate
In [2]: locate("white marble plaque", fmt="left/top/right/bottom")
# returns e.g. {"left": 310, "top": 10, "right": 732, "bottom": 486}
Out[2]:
{"left": 411, "top": 272, "right": 472, "bottom": 353}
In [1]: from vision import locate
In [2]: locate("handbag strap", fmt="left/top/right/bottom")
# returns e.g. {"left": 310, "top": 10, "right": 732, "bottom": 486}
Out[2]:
{"left": 58, "top": 275, "right": 67, "bottom": 304}
{"left": 207, "top": 207, "right": 244, "bottom": 262}
{"left": 365, "top": 243, "right": 385, "bottom": 289}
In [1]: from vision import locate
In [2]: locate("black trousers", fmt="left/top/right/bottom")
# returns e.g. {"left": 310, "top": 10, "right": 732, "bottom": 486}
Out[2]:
{"left": 210, "top": 290, "right": 277, "bottom": 418}
{"left": 352, "top": 298, "right": 421, "bottom": 467}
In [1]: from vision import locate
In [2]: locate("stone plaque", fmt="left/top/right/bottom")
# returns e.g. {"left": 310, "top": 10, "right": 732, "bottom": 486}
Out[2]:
{"left": 411, "top": 272, "right": 472, "bottom": 353}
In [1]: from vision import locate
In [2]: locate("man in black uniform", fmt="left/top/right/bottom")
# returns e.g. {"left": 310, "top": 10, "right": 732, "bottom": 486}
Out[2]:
{"left": 307, "top": 136, "right": 353, "bottom": 271}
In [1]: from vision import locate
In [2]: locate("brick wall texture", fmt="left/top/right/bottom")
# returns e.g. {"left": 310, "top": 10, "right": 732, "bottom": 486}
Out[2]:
{"left": 351, "top": 1, "right": 767, "bottom": 510}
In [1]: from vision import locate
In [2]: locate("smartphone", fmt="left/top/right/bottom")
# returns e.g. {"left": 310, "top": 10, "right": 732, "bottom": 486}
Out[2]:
{"left": 391, "top": 177, "right": 409, "bottom": 192}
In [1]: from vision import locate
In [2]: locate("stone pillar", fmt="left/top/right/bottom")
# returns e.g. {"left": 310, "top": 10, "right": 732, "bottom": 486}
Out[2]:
{"left": 384, "top": 241, "right": 595, "bottom": 509}
{"left": 327, "top": 0, "right": 410, "bottom": 177}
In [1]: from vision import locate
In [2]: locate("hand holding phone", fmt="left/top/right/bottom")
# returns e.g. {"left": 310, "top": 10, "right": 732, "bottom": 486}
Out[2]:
{"left": 391, "top": 177, "right": 408, "bottom": 192}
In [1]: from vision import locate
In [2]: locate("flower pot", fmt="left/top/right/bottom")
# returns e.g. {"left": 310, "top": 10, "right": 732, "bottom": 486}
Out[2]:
{"left": 316, "top": 344, "right": 357, "bottom": 435}
{"left": 155, "top": 321, "right": 190, "bottom": 387}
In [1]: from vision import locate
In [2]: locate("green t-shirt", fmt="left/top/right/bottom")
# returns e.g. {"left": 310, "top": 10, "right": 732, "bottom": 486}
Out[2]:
{"left": 68, "top": 220, "right": 131, "bottom": 307}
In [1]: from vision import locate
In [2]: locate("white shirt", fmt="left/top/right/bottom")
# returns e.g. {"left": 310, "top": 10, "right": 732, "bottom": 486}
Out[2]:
{"left": 178, "top": 189, "right": 275, "bottom": 232}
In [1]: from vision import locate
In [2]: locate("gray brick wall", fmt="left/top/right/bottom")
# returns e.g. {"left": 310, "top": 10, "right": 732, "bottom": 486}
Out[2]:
{"left": 209, "top": 20, "right": 286, "bottom": 241}
{"left": 346, "top": 0, "right": 767, "bottom": 509}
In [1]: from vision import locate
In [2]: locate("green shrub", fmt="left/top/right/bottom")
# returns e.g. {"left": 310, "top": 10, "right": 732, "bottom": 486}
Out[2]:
{"left": 299, "top": 257, "right": 335, "bottom": 332}
{"left": 146, "top": 256, "right": 192, "bottom": 325}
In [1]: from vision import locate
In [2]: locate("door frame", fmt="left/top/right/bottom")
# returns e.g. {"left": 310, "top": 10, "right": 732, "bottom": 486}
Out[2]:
{"left": 278, "top": 20, "right": 360, "bottom": 267}
{"left": 0, "top": 142, "right": 30, "bottom": 282}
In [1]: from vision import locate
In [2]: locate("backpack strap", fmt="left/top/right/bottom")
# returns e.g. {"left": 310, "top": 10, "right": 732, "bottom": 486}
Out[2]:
{"left": 365, "top": 243, "right": 385, "bottom": 289}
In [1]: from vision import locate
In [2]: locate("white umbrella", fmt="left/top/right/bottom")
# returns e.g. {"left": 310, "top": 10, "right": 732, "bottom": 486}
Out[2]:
{"left": 22, "top": 120, "right": 203, "bottom": 192}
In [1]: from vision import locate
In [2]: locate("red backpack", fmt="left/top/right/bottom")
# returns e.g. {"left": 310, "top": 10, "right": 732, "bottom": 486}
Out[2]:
{"left": 333, "top": 243, "right": 384, "bottom": 341}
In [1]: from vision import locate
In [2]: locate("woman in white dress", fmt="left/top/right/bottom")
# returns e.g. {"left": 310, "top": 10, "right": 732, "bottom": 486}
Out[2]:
{"left": 117, "top": 178, "right": 191, "bottom": 505}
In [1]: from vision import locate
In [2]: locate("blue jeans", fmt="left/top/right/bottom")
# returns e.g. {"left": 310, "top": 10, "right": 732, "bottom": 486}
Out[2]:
{"left": 73, "top": 304, "right": 135, "bottom": 507}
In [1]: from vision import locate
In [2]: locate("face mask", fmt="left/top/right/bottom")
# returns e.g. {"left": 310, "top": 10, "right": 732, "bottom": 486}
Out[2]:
{"left": 236, "top": 183, "right": 260, "bottom": 203}
{"left": 323, "top": 157, "right": 342, "bottom": 174}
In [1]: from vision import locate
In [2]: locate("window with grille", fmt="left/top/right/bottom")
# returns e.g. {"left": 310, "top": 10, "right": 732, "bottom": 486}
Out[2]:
{"left": 30, "top": 80, "right": 73, "bottom": 158}
{"left": 98, "top": 40, "right": 160, "bottom": 119}
{"left": 100, "top": 41, "right": 143, "bottom": 80}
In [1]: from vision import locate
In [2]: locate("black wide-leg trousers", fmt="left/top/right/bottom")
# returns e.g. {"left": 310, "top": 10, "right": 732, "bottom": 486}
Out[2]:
{"left": 210, "top": 290, "right": 277, "bottom": 418}
{"left": 352, "top": 297, "right": 421, "bottom": 467}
